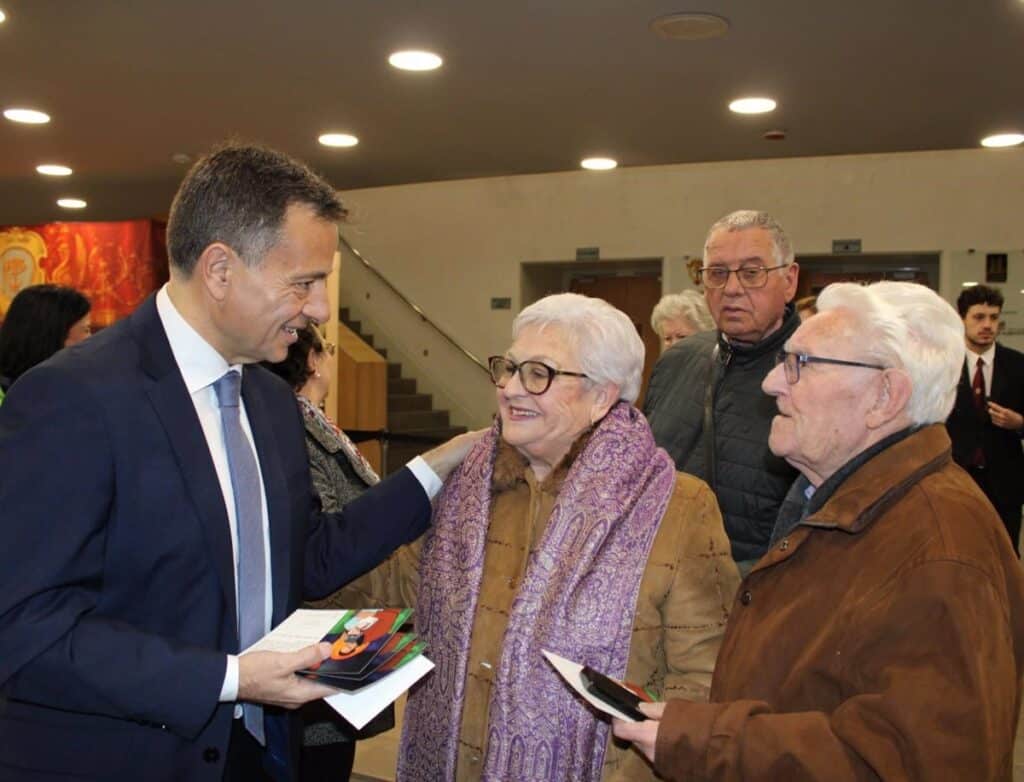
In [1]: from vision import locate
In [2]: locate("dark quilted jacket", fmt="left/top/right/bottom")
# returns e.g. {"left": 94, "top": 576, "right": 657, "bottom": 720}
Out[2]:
{"left": 643, "top": 306, "right": 800, "bottom": 562}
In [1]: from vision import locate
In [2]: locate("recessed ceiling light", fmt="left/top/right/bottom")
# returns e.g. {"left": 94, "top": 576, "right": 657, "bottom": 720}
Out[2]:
{"left": 36, "top": 164, "right": 72, "bottom": 176}
{"left": 57, "top": 198, "right": 87, "bottom": 210}
{"left": 4, "top": 107, "right": 51, "bottom": 124}
{"left": 729, "top": 97, "right": 776, "bottom": 115}
{"left": 0, "top": 9, "right": 7, "bottom": 24}
{"left": 962, "top": 281, "right": 979, "bottom": 287}
{"left": 981, "top": 132, "right": 1024, "bottom": 148}
{"left": 581, "top": 157, "right": 617, "bottom": 171}
{"left": 318, "top": 133, "right": 359, "bottom": 148}
{"left": 388, "top": 50, "right": 443, "bottom": 71}
{"left": 649, "top": 12, "right": 729, "bottom": 41}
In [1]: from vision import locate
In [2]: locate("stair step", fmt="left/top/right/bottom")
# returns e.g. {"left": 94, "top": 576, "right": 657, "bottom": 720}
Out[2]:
{"left": 384, "top": 426, "right": 469, "bottom": 475}
{"left": 389, "top": 409, "right": 449, "bottom": 431}
{"left": 347, "top": 320, "right": 362, "bottom": 335}
{"left": 339, "top": 307, "right": 350, "bottom": 323}
{"left": 387, "top": 363, "right": 402, "bottom": 379}
{"left": 388, "top": 393, "right": 432, "bottom": 412}
{"left": 377, "top": 347, "right": 387, "bottom": 359}
{"left": 388, "top": 377, "right": 417, "bottom": 395}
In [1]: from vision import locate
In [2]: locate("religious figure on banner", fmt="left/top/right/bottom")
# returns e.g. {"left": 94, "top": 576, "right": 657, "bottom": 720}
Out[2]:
{"left": 0, "top": 228, "right": 47, "bottom": 319}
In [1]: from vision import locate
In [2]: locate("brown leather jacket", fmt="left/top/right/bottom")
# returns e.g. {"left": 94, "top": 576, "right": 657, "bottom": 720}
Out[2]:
{"left": 654, "top": 424, "right": 1024, "bottom": 781}
{"left": 340, "top": 438, "right": 740, "bottom": 781}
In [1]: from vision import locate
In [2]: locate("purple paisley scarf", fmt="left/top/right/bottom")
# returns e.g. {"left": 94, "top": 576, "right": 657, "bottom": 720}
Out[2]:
{"left": 398, "top": 402, "right": 675, "bottom": 781}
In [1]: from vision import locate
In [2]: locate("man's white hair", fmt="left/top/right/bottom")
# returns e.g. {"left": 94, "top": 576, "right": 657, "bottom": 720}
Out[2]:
{"left": 816, "top": 281, "right": 965, "bottom": 425}
{"left": 703, "top": 209, "right": 795, "bottom": 267}
{"left": 513, "top": 293, "right": 645, "bottom": 403}
{"left": 650, "top": 291, "right": 714, "bottom": 336}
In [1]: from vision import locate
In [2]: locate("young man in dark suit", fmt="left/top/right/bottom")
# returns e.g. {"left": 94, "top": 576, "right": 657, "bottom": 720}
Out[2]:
{"left": 0, "top": 144, "right": 478, "bottom": 780}
{"left": 946, "top": 283, "right": 1024, "bottom": 553}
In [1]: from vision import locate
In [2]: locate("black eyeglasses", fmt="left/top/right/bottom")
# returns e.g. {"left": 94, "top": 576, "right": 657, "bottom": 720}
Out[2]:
{"left": 777, "top": 350, "right": 886, "bottom": 385}
{"left": 699, "top": 264, "right": 788, "bottom": 289}
{"left": 487, "top": 355, "right": 588, "bottom": 395}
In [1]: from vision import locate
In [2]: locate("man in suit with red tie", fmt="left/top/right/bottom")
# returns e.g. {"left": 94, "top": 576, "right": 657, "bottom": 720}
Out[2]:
{"left": 946, "top": 284, "right": 1024, "bottom": 553}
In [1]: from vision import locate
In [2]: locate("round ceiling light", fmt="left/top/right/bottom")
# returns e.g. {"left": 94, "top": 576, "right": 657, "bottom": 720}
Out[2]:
{"left": 0, "top": 9, "right": 7, "bottom": 24}
{"left": 318, "top": 133, "right": 359, "bottom": 148}
{"left": 581, "top": 157, "right": 617, "bottom": 171}
{"left": 36, "top": 164, "right": 72, "bottom": 176}
{"left": 981, "top": 132, "right": 1024, "bottom": 148}
{"left": 388, "top": 50, "right": 443, "bottom": 71}
{"left": 729, "top": 97, "right": 776, "bottom": 114}
{"left": 649, "top": 13, "right": 729, "bottom": 41}
{"left": 57, "top": 198, "right": 87, "bottom": 209}
{"left": 4, "top": 107, "right": 51, "bottom": 124}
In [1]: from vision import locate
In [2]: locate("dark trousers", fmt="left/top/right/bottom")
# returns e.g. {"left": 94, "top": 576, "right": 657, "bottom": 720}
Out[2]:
{"left": 225, "top": 718, "right": 274, "bottom": 782}
{"left": 967, "top": 466, "right": 1022, "bottom": 556}
{"left": 299, "top": 740, "right": 355, "bottom": 782}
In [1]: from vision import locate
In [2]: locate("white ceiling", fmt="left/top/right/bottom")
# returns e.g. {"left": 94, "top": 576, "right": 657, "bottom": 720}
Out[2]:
{"left": 1, "top": 0, "right": 1022, "bottom": 225}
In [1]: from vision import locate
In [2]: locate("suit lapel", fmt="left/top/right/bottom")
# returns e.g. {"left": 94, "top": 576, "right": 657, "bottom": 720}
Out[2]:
{"left": 991, "top": 344, "right": 1008, "bottom": 404}
{"left": 132, "top": 297, "right": 238, "bottom": 629}
{"left": 242, "top": 369, "right": 293, "bottom": 625}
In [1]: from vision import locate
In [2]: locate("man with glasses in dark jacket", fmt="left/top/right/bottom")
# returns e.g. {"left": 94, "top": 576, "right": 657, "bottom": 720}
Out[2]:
{"left": 644, "top": 210, "right": 800, "bottom": 574}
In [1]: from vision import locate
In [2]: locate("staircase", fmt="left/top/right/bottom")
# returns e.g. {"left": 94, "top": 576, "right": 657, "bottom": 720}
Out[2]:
{"left": 340, "top": 308, "right": 467, "bottom": 474}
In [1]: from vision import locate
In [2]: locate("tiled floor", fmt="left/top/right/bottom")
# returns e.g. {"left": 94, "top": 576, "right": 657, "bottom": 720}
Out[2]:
{"left": 354, "top": 696, "right": 1024, "bottom": 781}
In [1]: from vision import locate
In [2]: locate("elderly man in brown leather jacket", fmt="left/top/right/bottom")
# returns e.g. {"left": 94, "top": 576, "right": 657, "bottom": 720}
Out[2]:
{"left": 615, "top": 280, "right": 1024, "bottom": 781}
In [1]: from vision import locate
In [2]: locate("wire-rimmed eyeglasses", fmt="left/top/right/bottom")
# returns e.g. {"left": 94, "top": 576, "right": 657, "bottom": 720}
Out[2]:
{"left": 699, "top": 264, "right": 788, "bottom": 289}
{"left": 777, "top": 350, "right": 886, "bottom": 385}
{"left": 487, "top": 355, "right": 589, "bottom": 395}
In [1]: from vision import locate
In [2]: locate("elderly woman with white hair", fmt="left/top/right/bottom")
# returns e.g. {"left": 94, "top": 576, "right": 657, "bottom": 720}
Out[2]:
{"left": 340, "top": 292, "right": 739, "bottom": 782}
{"left": 650, "top": 290, "right": 714, "bottom": 351}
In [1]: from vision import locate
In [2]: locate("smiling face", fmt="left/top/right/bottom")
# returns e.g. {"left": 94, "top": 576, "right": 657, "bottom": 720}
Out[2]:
{"left": 761, "top": 310, "right": 887, "bottom": 485}
{"left": 497, "top": 324, "right": 615, "bottom": 478}
{"left": 704, "top": 227, "right": 798, "bottom": 345}
{"left": 963, "top": 303, "right": 1000, "bottom": 354}
{"left": 211, "top": 203, "right": 337, "bottom": 364}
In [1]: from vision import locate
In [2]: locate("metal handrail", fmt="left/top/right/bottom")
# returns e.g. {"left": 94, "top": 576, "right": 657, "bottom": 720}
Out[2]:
{"left": 337, "top": 229, "right": 490, "bottom": 374}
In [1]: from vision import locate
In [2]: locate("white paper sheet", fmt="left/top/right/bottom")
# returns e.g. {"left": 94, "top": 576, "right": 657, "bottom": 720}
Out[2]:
{"left": 542, "top": 649, "right": 641, "bottom": 723}
{"left": 245, "top": 608, "right": 434, "bottom": 729}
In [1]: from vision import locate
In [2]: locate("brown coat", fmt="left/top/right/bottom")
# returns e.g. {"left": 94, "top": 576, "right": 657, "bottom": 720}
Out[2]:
{"left": 654, "top": 424, "right": 1024, "bottom": 782}
{"left": 340, "top": 439, "right": 740, "bottom": 781}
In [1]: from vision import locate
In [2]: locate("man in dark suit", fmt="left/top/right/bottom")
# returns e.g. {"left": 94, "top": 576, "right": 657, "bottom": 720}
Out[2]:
{"left": 946, "top": 283, "right": 1024, "bottom": 552}
{"left": 0, "top": 144, "right": 477, "bottom": 780}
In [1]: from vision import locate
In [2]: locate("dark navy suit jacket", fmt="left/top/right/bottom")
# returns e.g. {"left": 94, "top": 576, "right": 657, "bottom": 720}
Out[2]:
{"left": 0, "top": 296, "right": 430, "bottom": 780}
{"left": 946, "top": 342, "right": 1024, "bottom": 514}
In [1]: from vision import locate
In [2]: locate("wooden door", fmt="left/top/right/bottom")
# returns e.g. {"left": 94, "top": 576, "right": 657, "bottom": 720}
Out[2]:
{"left": 569, "top": 274, "right": 662, "bottom": 407}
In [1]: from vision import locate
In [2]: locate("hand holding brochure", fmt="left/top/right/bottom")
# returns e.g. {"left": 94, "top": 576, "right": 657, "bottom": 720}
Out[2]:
{"left": 543, "top": 649, "right": 657, "bottom": 723}
{"left": 245, "top": 608, "right": 432, "bottom": 729}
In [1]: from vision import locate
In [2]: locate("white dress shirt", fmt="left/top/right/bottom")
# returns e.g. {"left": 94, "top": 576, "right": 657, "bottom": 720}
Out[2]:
{"left": 155, "top": 285, "right": 442, "bottom": 708}
{"left": 966, "top": 344, "right": 996, "bottom": 397}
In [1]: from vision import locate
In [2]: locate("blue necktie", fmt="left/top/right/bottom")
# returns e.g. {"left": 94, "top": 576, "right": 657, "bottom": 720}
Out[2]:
{"left": 214, "top": 370, "right": 266, "bottom": 746}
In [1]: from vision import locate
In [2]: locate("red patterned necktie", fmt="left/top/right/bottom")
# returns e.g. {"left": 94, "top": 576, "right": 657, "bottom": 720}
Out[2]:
{"left": 971, "top": 357, "right": 986, "bottom": 467}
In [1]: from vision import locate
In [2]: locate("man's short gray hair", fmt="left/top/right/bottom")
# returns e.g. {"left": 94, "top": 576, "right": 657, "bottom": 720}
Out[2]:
{"left": 513, "top": 293, "right": 645, "bottom": 404}
{"left": 650, "top": 291, "right": 714, "bottom": 336}
{"left": 703, "top": 210, "right": 795, "bottom": 267}
{"left": 816, "top": 281, "right": 965, "bottom": 425}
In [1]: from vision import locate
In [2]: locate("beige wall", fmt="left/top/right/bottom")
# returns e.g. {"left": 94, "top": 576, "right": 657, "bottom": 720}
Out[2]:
{"left": 336, "top": 148, "right": 1024, "bottom": 429}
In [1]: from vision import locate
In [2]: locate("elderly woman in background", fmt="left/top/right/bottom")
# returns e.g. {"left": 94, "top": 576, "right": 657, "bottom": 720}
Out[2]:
{"left": 342, "top": 293, "right": 739, "bottom": 782}
{"left": 650, "top": 290, "right": 714, "bottom": 352}
{"left": 263, "top": 325, "right": 387, "bottom": 782}
{"left": 0, "top": 284, "right": 91, "bottom": 403}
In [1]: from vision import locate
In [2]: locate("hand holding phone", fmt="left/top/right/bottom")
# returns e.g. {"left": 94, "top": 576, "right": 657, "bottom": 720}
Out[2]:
{"left": 579, "top": 666, "right": 648, "bottom": 721}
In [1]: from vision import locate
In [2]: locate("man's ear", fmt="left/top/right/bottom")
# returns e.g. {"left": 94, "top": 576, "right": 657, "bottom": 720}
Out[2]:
{"left": 589, "top": 381, "right": 621, "bottom": 424}
{"left": 866, "top": 369, "right": 912, "bottom": 430}
{"left": 196, "top": 242, "right": 236, "bottom": 303}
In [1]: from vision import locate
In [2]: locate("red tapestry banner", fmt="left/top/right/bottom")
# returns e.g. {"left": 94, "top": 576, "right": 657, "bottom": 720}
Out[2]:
{"left": 0, "top": 219, "right": 168, "bottom": 327}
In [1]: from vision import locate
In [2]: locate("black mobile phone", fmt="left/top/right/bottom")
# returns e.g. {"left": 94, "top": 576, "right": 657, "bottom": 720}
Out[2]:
{"left": 579, "top": 666, "right": 647, "bottom": 721}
